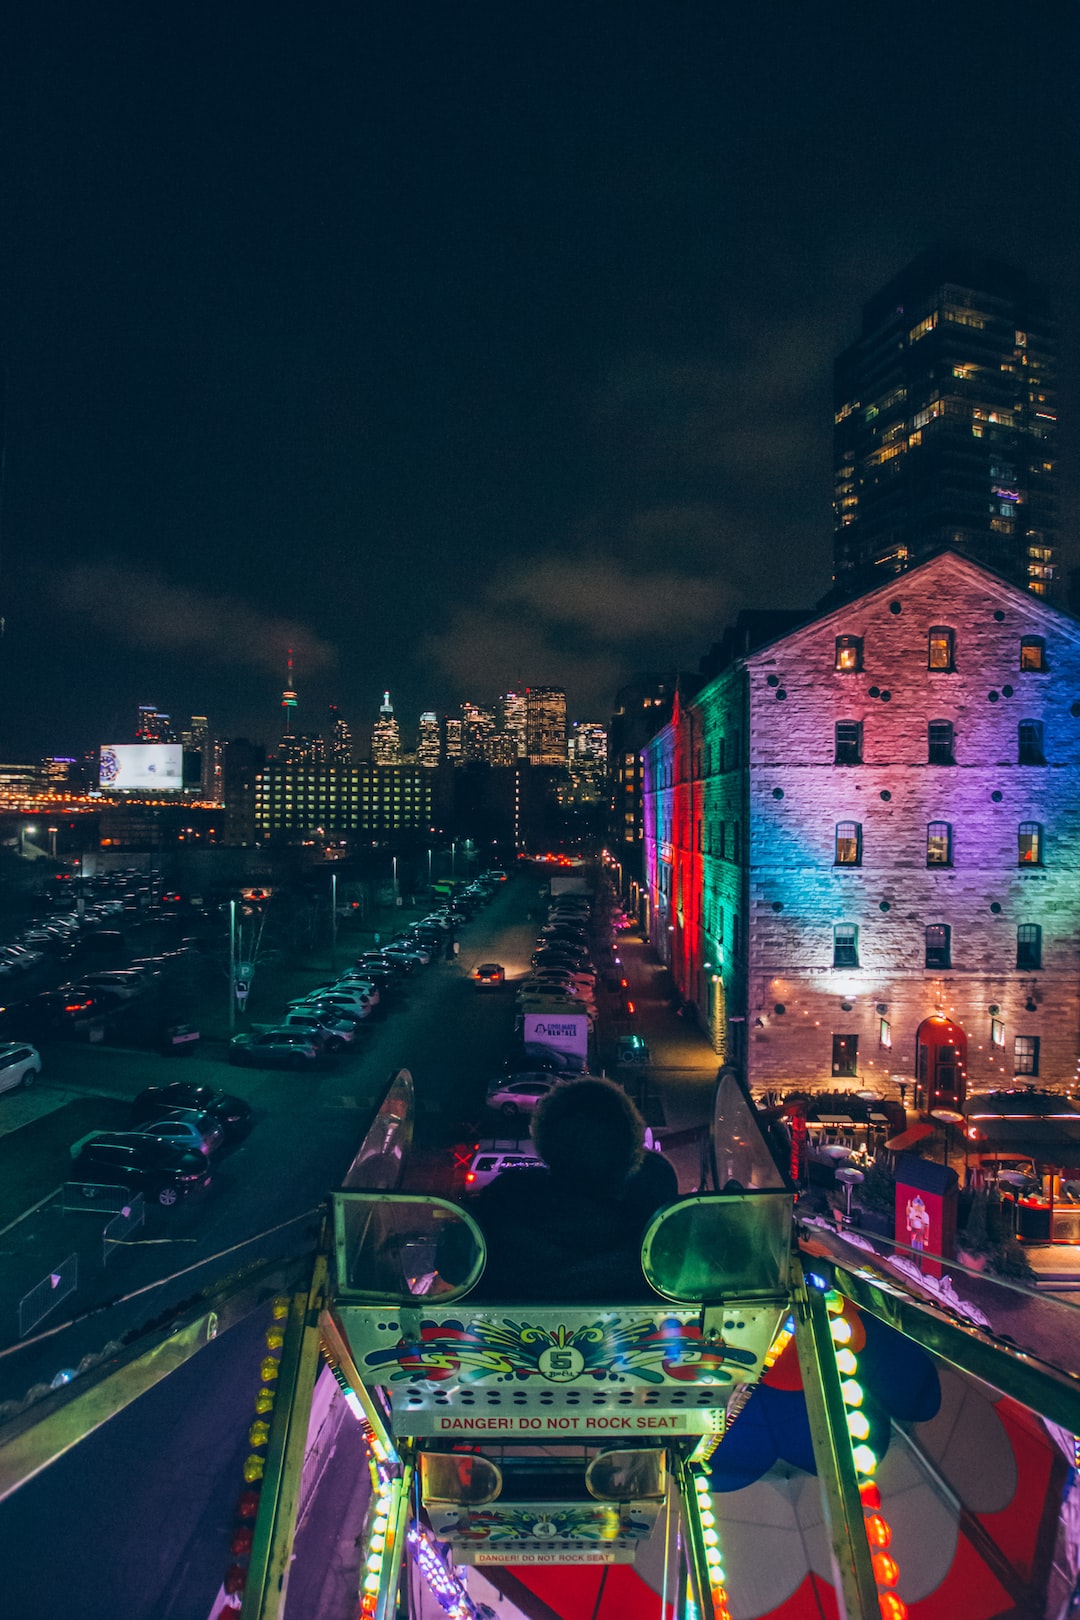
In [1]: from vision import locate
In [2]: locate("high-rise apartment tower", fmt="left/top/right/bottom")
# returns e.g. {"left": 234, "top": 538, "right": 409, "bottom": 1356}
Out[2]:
{"left": 833, "top": 247, "right": 1057, "bottom": 599}
{"left": 525, "top": 687, "right": 567, "bottom": 766}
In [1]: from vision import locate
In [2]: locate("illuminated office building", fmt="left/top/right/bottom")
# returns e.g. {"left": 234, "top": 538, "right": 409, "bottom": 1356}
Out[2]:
{"left": 255, "top": 762, "right": 434, "bottom": 840}
{"left": 834, "top": 247, "right": 1057, "bottom": 600}
{"left": 328, "top": 706, "right": 353, "bottom": 765}
{"left": 371, "top": 691, "right": 402, "bottom": 766}
{"left": 417, "top": 712, "right": 441, "bottom": 768}
{"left": 525, "top": 686, "right": 567, "bottom": 766}
{"left": 500, "top": 689, "right": 527, "bottom": 757}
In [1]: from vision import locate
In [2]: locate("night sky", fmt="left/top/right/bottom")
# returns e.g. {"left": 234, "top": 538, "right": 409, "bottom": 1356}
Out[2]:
{"left": 4, "top": 2, "right": 1080, "bottom": 758}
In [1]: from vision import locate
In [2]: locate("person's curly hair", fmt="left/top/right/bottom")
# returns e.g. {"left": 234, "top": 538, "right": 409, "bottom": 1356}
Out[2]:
{"left": 531, "top": 1077, "right": 645, "bottom": 1187}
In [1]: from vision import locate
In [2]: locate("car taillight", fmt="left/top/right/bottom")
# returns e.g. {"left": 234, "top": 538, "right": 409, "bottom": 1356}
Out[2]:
{"left": 465, "top": 1172, "right": 476, "bottom": 1183}
{"left": 626, "top": 1000, "right": 635, "bottom": 1014}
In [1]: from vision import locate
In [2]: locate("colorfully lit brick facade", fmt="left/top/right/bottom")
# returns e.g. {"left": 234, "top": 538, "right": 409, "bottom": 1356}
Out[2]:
{"left": 643, "top": 552, "right": 1080, "bottom": 1094}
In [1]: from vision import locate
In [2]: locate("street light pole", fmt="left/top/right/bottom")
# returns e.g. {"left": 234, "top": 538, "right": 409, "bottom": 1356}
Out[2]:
{"left": 330, "top": 870, "right": 337, "bottom": 972}
{"left": 228, "top": 899, "right": 237, "bottom": 1037}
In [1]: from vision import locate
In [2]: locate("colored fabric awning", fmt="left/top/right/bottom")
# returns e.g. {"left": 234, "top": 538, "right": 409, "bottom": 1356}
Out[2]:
{"left": 884, "top": 1122, "right": 934, "bottom": 1152}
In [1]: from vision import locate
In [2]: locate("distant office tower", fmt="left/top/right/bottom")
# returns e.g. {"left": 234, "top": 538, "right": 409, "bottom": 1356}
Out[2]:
{"left": 328, "top": 706, "right": 353, "bottom": 765}
{"left": 417, "top": 712, "right": 441, "bottom": 768}
{"left": 444, "top": 716, "right": 464, "bottom": 762}
{"left": 568, "top": 722, "right": 608, "bottom": 802}
{"left": 136, "top": 704, "right": 174, "bottom": 743}
{"left": 526, "top": 686, "right": 567, "bottom": 766}
{"left": 461, "top": 702, "right": 496, "bottom": 761}
{"left": 485, "top": 732, "right": 518, "bottom": 767}
{"left": 277, "top": 732, "right": 324, "bottom": 766}
{"left": 834, "top": 246, "right": 1057, "bottom": 598}
{"left": 372, "top": 691, "right": 402, "bottom": 765}
{"left": 181, "top": 715, "right": 212, "bottom": 796}
{"left": 500, "top": 689, "right": 527, "bottom": 758}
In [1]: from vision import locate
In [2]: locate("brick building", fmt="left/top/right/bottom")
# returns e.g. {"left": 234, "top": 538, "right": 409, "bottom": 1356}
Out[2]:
{"left": 643, "top": 551, "right": 1080, "bottom": 1097}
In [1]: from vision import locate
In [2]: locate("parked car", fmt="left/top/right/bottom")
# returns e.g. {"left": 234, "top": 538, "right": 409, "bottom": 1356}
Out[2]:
{"left": 0, "top": 1043, "right": 42, "bottom": 1094}
{"left": 70, "top": 1134, "right": 211, "bottom": 1206}
{"left": 299, "top": 998, "right": 371, "bottom": 1032}
{"left": 279, "top": 1010, "right": 358, "bottom": 1051}
{"left": 485, "top": 1074, "right": 560, "bottom": 1118}
{"left": 290, "top": 988, "right": 373, "bottom": 1018}
{"left": 512, "top": 1045, "right": 588, "bottom": 1075}
{"left": 131, "top": 1083, "right": 254, "bottom": 1143}
{"left": 75, "top": 970, "right": 146, "bottom": 1001}
{"left": 463, "top": 1146, "right": 545, "bottom": 1190}
{"left": 229, "top": 1030, "right": 321, "bottom": 1069}
{"left": 473, "top": 962, "right": 506, "bottom": 986}
{"left": 128, "top": 1108, "right": 224, "bottom": 1156}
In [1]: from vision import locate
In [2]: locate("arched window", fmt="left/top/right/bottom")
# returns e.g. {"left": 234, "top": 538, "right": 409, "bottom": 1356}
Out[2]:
{"left": 1018, "top": 822, "right": 1043, "bottom": 865}
{"left": 834, "top": 822, "right": 862, "bottom": 865}
{"left": 926, "top": 822, "right": 952, "bottom": 866}
{"left": 1018, "top": 720, "right": 1045, "bottom": 765}
{"left": 835, "top": 635, "right": 862, "bottom": 672}
{"left": 925, "top": 923, "right": 951, "bottom": 969}
{"left": 928, "top": 626, "right": 955, "bottom": 671}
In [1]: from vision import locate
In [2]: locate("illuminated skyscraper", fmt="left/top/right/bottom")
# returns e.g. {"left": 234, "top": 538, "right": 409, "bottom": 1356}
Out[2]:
{"left": 136, "top": 704, "right": 173, "bottom": 743}
{"left": 372, "top": 691, "right": 402, "bottom": 765}
{"left": 461, "top": 702, "right": 496, "bottom": 761}
{"left": 444, "top": 717, "right": 464, "bottom": 762}
{"left": 525, "top": 686, "right": 566, "bottom": 766}
{"left": 567, "top": 721, "right": 608, "bottom": 802}
{"left": 500, "top": 689, "right": 527, "bottom": 758}
{"left": 417, "top": 712, "right": 441, "bottom": 768}
{"left": 834, "top": 247, "right": 1057, "bottom": 599}
{"left": 328, "top": 706, "right": 353, "bottom": 765}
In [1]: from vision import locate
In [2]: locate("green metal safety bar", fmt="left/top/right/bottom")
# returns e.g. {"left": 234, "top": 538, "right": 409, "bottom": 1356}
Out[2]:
{"left": 792, "top": 1259, "right": 880, "bottom": 1620}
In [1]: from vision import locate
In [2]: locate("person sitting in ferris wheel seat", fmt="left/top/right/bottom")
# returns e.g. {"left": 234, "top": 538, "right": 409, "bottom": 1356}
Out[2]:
{"left": 469, "top": 1077, "right": 678, "bottom": 1302}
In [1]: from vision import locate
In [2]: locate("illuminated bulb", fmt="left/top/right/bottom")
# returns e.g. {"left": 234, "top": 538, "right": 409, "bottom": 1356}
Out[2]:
{"left": 363, "top": 1573, "right": 380, "bottom": 1593}
{"left": 836, "top": 1348, "right": 858, "bottom": 1375}
{"left": 847, "top": 1410, "right": 871, "bottom": 1441}
{"left": 372, "top": 1517, "right": 388, "bottom": 1534}
{"left": 369, "top": 1535, "right": 385, "bottom": 1554}
{"left": 872, "top": 1552, "right": 900, "bottom": 1587}
{"left": 366, "top": 1554, "right": 382, "bottom": 1573}
{"left": 703, "top": 1529, "right": 719, "bottom": 1546}
{"left": 705, "top": 1546, "right": 722, "bottom": 1566}
{"left": 864, "top": 1513, "right": 892, "bottom": 1549}
{"left": 700, "top": 1511, "right": 716, "bottom": 1529}
{"left": 825, "top": 1290, "right": 844, "bottom": 1314}
{"left": 878, "top": 1598, "right": 907, "bottom": 1620}
{"left": 830, "top": 1318, "right": 853, "bottom": 1345}
{"left": 840, "top": 1378, "right": 864, "bottom": 1407}
{"left": 852, "top": 1444, "right": 878, "bottom": 1475}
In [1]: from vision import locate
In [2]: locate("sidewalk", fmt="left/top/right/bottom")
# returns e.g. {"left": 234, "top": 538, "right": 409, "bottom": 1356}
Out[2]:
{"left": 611, "top": 929, "right": 718, "bottom": 1188}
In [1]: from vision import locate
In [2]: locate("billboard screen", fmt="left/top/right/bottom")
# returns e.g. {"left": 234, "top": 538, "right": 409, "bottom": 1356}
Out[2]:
{"left": 523, "top": 1011, "right": 589, "bottom": 1060}
{"left": 99, "top": 744, "right": 183, "bottom": 792}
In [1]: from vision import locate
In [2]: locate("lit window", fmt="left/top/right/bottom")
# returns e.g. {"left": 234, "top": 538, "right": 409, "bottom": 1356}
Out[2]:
{"left": 1020, "top": 638, "right": 1046, "bottom": 671}
{"left": 1014, "top": 1035, "right": 1040, "bottom": 1077}
{"left": 925, "top": 924, "right": 951, "bottom": 969}
{"left": 1017, "top": 924, "right": 1042, "bottom": 970}
{"left": 833, "top": 924, "right": 858, "bottom": 968}
{"left": 879, "top": 1018, "right": 892, "bottom": 1050}
{"left": 1018, "top": 822, "right": 1042, "bottom": 865}
{"left": 991, "top": 1017, "right": 1005, "bottom": 1048}
{"left": 928, "top": 721, "right": 954, "bottom": 765}
{"left": 832, "top": 1034, "right": 858, "bottom": 1076}
{"left": 928, "top": 627, "right": 954, "bottom": 671}
{"left": 926, "top": 822, "right": 952, "bottom": 866}
{"left": 835, "top": 822, "right": 861, "bottom": 865}
{"left": 1018, "top": 720, "right": 1045, "bottom": 765}
{"left": 835, "top": 722, "right": 862, "bottom": 766}
{"left": 835, "top": 635, "right": 862, "bottom": 672}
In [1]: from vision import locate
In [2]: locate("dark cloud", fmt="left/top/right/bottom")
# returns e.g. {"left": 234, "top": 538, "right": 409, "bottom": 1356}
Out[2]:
{"left": 53, "top": 563, "right": 337, "bottom": 677}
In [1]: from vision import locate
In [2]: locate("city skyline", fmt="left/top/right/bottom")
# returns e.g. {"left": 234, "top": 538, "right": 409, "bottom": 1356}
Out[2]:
{"left": 5, "top": 9, "right": 1080, "bottom": 759}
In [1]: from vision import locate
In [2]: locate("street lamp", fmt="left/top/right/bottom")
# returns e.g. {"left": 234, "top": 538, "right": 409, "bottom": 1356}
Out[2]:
{"left": 20, "top": 824, "right": 37, "bottom": 858}
{"left": 47, "top": 826, "right": 58, "bottom": 860}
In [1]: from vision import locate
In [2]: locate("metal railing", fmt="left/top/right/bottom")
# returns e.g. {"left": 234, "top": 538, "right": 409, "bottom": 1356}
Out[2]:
{"left": 62, "top": 1181, "right": 135, "bottom": 1215}
{"left": 18, "top": 1254, "right": 78, "bottom": 1339}
{"left": 103, "top": 1195, "right": 145, "bottom": 1264}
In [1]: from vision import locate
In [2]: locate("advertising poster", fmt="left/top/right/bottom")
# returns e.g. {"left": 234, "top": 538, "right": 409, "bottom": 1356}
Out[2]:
{"left": 99, "top": 744, "right": 183, "bottom": 792}
{"left": 894, "top": 1152, "right": 958, "bottom": 1280}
